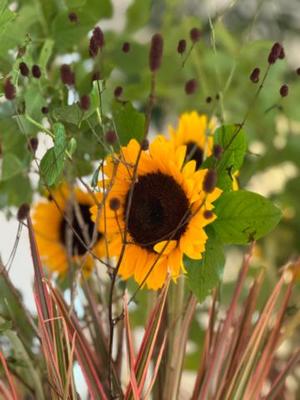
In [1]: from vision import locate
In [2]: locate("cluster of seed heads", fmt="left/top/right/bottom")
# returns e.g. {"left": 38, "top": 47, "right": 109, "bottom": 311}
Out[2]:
{"left": 249, "top": 42, "right": 296, "bottom": 98}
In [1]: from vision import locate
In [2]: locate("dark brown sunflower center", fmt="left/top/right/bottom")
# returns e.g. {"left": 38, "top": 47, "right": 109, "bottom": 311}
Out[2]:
{"left": 125, "top": 172, "right": 190, "bottom": 251}
{"left": 185, "top": 141, "right": 204, "bottom": 169}
{"left": 60, "top": 203, "right": 101, "bottom": 256}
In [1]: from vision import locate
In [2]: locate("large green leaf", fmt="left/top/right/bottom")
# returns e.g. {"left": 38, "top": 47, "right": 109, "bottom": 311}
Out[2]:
{"left": 186, "top": 231, "right": 225, "bottom": 303}
{"left": 40, "top": 123, "right": 67, "bottom": 186}
{"left": 112, "top": 100, "right": 145, "bottom": 144}
{"left": 203, "top": 125, "right": 247, "bottom": 191}
{"left": 51, "top": 0, "right": 112, "bottom": 50}
{"left": 126, "top": 0, "right": 152, "bottom": 33}
{"left": 0, "top": 0, "right": 16, "bottom": 39}
{"left": 1, "top": 153, "right": 24, "bottom": 180}
{"left": 213, "top": 190, "right": 282, "bottom": 244}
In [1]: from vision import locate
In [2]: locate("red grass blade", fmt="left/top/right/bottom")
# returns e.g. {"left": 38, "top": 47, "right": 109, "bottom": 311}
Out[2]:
{"left": 0, "top": 351, "right": 18, "bottom": 400}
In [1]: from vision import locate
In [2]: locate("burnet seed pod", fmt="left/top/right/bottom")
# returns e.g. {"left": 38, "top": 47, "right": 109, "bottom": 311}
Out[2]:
{"left": 203, "top": 169, "right": 217, "bottom": 193}
{"left": 149, "top": 33, "right": 164, "bottom": 72}
{"left": 185, "top": 79, "right": 198, "bottom": 95}
{"left": 17, "top": 203, "right": 30, "bottom": 221}
{"left": 177, "top": 39, "right": 186, "bottom": 54}
{"left": 280, "top": 84, "right": 289, "bottom": 97}
{"left": 4, "top": 78, "right": 16, "bottom": 100}
{"left": 250, "top": 67, "right": 260, "bottom": 83}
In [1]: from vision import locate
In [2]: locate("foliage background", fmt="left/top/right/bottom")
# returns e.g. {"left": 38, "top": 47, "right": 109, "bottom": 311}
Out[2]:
{"left": 0, "top": 0, "right": 300, "bottom": 397}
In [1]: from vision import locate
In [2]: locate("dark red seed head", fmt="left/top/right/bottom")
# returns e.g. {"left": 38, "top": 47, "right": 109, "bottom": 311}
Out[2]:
{"left": 93, "top": 27, "right": 104, "bottom": 48}
{"left": 280, "top": 84, "right": 288, "bottom": 97}
{"left": 206, "top": 96, "right": 212, "bottom": 103}
{"left": 203, "top": 210, "right": 214, "bottom": 219}
{"left": 268, "top": 42, "right": 282, "bottom": 64}
{"left": 60, "top": 64, "right": 75, "bottom": 85}
{"left": 296, "top": 68, "right": 300, "bottom": 76}
{"left": 185, "top": 79, "right": 198, "bottom": 95}
{"left": 32, "top": 65, "right": 41, "bottom": 79}
{"left": 28, "top": 137, "right": 38, "bottom": 153}
{"left": 213, "top": 144, "right": 223, "bottom": 159}
{"left": 114, "top": 86, "right": 123, "bottom": 98}
{"left": 4, "top": 78, "right": 16, "bottom": 100}
{"left": 19, "top": 62, "right": 29, "bottom": 77}
{"left": 79, "top": 95, "right": 90, "bottom": 111}
{"left": 177, "top": 39, "right": 186, "bottom": 54}
{"left": 279, "top": 47, "right": 285, "bottom": 59}
{"left": 149, "top": 33, "right": 164, "bottom": 72}
{"left": 68, "top": 12, "right": 78, "bottom": 23}
{"left": 109, "top": 197, "right": 120, "bottom": 211}
{"left": 203, "top": 169, "right": 217, "bottom": 193}
{"left": 92, "top": 70, "right": 101, "bottom": 81}
{"left": 250, "top": 67, "right": 260, "bottom": 83}
{"left": 41, "top": 106, "right": 49, "bottom": 114}
{"left": 17, "top": 203, "right": 30, "bottom": 221}
{"left": 190, "top": 27, "right": 201, "bottom": 43}
{"left": 105, "top": 130, "right": 117, "bottom": 144}
{"left": 122, "top": 42, "right": 130, "bottom": 53}
{"left": 140, "top": 138, "right": 149, "bottom": 151}
{"left": 89, "top": 36, "right": 98, "bottom": 57}
{"left": 215, "top": 93, "right": 220, "bottom": 100}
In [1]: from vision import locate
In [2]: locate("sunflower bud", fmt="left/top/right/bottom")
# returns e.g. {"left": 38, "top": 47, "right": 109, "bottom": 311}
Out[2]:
{"left": 203, "top": 169, "right": 217, "bottom": 193}
{"left": 149, "top": 33, "right": 164, "bottom": 72}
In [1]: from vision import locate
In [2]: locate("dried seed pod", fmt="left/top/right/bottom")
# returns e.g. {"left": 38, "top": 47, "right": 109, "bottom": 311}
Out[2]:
{"left": 149, "top": 33, "right": 164, "bottom": 72}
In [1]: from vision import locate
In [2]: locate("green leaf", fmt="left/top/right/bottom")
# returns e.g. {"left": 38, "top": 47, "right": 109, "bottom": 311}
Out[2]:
{"left": 0, "top": 320, "right": 12, "bottom": 332}
{"left": 0, "top": 0, "right": 16, "bottom": 39}
{"left": 51, "top": 0, "right": 112, "bottom": 50}
{"left": 53, "top": 104, "right": 83, "bottom": 126}
{"left": 40, "top": 123, "right": 67, "bottom": 186}
{"left": 39, "top": 38, "right": 54, "bottom": 72}
{"left": 213, "top": 190, "right": 282, "bottom": 244}
{"left": 126, "top": 0, "right": 152, "bottom": 33}
{"left": 203, "top": 125, "right": 247, "bottom": 191}
{"left": 112, "top": 101, "right": 145, "bottom": 144}
{"left": 0, "top": 174, "right": 32, "bottom": 208}
{"left": 1, "top": 153, "right": 24, "bottom": 180}
{"left": 186, "top": 232, "right": 225, "bottom": 303}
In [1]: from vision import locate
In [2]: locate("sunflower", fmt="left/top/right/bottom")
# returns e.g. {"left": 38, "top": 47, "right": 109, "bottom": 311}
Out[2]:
{"left": 168, "top": 111, "right": 215, "bottom": 169}
{"left": 169, "top": 111, "right": 239, "bottom": 190}
{"left": 91, "top": 137, "right": 222, "bottom": 290}
{"left": 32, "top": 185, "right": 105, "bottom": 277}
